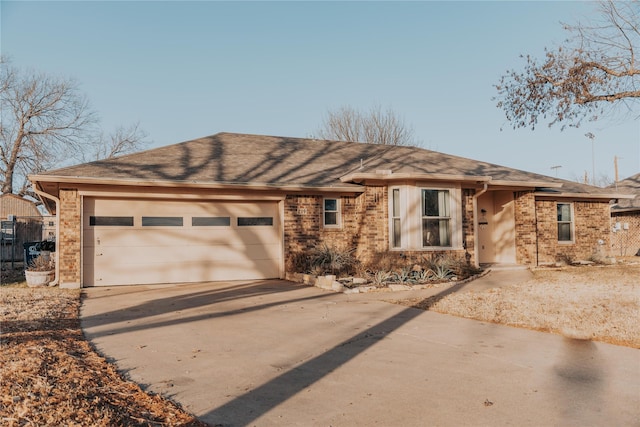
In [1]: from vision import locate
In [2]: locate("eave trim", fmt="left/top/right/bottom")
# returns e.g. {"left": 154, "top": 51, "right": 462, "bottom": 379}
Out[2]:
{"left": 28, "top": 175, "right": 365, "bottom": 194}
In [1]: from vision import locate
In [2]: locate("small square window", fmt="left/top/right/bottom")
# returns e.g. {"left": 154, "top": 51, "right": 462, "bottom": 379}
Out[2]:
{"left": 324, "top": 198, "right": 340, "bottom": 227}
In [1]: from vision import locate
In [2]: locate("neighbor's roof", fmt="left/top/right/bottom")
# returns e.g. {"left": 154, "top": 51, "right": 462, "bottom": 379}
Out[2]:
{"left": 609, "top": 173, "right": 640, "bottom": 211}
{"left": 30, "top": 132, "right": 623, "bottom": 198}
{"left": 0, "top": 193, "right": 42, "bottom": 218}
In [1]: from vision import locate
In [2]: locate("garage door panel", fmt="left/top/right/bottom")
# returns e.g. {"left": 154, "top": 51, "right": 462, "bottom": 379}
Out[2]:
{"left": 83, "top": 198, "right": 282, "bottom": 286}
{"left": 90, "top": 259, "right": 279, "bottom": 286}
{"left": 90, "top": 242, "right": 280, "bottom": 265}
{"left": 87, "top": 228, "right": 278, "bottom": 248}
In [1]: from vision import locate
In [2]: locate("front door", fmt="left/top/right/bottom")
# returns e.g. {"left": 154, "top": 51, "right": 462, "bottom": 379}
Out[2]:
{"left": 477, "top": 191, "right": 516, "bottom": 265}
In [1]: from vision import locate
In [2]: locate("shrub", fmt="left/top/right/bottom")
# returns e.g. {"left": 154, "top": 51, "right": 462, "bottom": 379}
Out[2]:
{"left": 393, "top": 267, "right": 416, "bottom": 284}
{"left": 369, "top": 270, "right": 393, "bottom": 287}
{"left": 27, "top": 254, "right": 54, "bottom": 272}
{"left": 309, "top": 243, "right": 357, "bottom": 276}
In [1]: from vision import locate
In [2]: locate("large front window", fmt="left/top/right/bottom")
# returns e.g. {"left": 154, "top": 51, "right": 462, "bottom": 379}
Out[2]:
{"left": 422, "top": 189, "right": 451, "bottom": 247}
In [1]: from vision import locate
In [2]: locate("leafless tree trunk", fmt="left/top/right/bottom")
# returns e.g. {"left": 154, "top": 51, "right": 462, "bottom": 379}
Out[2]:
{"left": 315, "top": 105, "right": 419, "bottom": 146}
{"left": 495, "top": 1, "right": 639, "bottom": 130}
{"left": 0, "top": 58, "right": 148, "bottom": 196}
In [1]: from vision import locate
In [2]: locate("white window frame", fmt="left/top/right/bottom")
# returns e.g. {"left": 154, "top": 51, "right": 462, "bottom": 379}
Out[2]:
{"left": 421, "top": 188, "right": 452, "bottom": 248}
{"left": 390, "top": 187, "right": 403, "bottom": 248}
{"left": 323, "top": 197, "right": 341, "bottom": 228}
{"left": 557, "top": 202, "right": 575, "bottom": 243}
{"left": 388, "top": 184, "right": 462, "bottom": 251}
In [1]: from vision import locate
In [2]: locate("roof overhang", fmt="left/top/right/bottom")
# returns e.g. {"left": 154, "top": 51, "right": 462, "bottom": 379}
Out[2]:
{"left": 534, "top": 191, "right": 635, "bottom": 200}
{"left": 340, "top": 173, "right": 565, "bottom": 190}
{"left": 340, "top": 172, "right": 493, "bottom": 184}
{"left": 29, "top": 174, "right": 365, "bottom": 211}
{"left": 611, "top": 206, "right": 640, "bottom": 213}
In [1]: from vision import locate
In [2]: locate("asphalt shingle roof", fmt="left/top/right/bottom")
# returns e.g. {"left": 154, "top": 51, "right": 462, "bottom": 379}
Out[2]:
{"left": 37, "top": 132, "right": 615, "bottom": 195}
{"left": 609, "top": 173, "right": 640, "bottom": 210}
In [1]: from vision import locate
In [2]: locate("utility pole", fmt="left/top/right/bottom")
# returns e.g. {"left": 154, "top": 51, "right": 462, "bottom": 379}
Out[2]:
{"left": 550, "top": 165, "right": 562, "bottom": 177}
{"left": 613, "top": 156, "right": 624, "bottom": 191}
{"left": 585, "top": 132, "right": 596, "bottom": 185}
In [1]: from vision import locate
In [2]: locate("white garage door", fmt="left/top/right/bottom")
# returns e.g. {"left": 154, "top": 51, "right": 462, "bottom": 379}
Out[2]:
{"left": 83, "top": 198, "right": 282, "bottom": 286}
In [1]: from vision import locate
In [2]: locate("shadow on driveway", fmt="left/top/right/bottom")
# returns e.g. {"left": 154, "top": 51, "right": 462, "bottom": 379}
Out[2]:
{"left": 82, "top": 279, "right": 640, "bottom": 427}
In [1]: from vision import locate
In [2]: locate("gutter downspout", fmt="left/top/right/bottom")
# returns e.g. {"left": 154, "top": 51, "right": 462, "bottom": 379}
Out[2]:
{"left": 32, "top": 187, "right": 60, "bottom": 287}
{"left": 472, "top": 182, "right": 489, "bottom": 268}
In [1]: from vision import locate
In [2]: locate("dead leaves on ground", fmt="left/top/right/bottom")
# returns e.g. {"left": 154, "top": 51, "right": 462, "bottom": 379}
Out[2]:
{"left": 1, "top": 286, "right": 206, "bottom": 426}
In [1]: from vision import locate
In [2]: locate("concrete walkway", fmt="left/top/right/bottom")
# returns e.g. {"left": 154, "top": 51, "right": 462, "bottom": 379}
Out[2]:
{"left": 81, "top": 273, "right": 639, "bottom": 427}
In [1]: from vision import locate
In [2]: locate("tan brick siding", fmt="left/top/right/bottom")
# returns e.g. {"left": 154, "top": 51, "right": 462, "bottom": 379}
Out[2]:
{"left": 58, "top": 189, "right": 81, "bottom": 285}
{"left": 536, "top": 200, "right": 611, "bottom": 264}
{"left": 284, "top": 187, "right": 475, "bottom": 271}
{"left": 514, "top": 191, "right": 537, "bottom": 265}
{"left": 284, "top": 186, "right": 389, "bottom": 267}
{"left": 611, "top": 211, "right": 640, "bottom": 256}
{"left": 461, "top": 188, "right": 475, "bottom": 261}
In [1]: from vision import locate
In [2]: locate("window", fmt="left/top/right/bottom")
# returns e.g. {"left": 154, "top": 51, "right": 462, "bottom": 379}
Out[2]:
{"left": 192, "top": 217, "right": 230, "bottom": 226}
{"left": 238, "top": 217, "right": 273, "bottom": 226}
{"left": 142, "top": 216, "right": 183, "bottom": 226}
{"left": 557, "top": 203, "right": 573, "bottom": 242}
{"left": 323, "top": 198, "right": 340, "bottom": 227}
{"left": 90, "top": 216, "right": 134, "bottom": 226}
{"left": 422, "top": 189, "right": 451, "bottom": 247}
{"left": 391, "top": 189, "right": 402, "bottom": 248}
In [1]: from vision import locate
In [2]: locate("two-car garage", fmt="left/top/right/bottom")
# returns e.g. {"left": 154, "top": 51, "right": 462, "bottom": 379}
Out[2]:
{"left": 82, "top": 197, "right": 282, "bottom": 286}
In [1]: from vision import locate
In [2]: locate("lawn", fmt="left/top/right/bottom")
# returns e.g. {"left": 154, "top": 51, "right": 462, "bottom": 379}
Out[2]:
{"left": 396, "top": 263, "right": 640, "bottom": 348}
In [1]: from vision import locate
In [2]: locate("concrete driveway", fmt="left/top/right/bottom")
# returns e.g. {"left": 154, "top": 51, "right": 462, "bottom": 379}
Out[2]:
{"left": 81, "top": 279, "right": 640, "bottom": 427}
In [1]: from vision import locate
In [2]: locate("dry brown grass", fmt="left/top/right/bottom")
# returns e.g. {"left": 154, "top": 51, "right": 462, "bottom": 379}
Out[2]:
{"left": 0, "top": 285, "right": 206, "bottom": 426}
{"left": 398, "top": 264, "right": 640, "bottom": 348}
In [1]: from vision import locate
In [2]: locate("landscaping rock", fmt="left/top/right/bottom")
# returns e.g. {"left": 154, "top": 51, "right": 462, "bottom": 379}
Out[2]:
{"left": 389, "top": 284, "right": 412, "bottom": 291}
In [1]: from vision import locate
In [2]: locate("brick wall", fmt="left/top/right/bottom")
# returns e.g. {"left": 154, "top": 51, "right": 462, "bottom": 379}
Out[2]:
{"left": 514, "top": 191, "right": 537, "bottom": 265}
{"left": 284, "top": 186, "right": 389, "bottom": 266}
{"left": 611, "top": 211, "right": 640, "bottom": 257}
{"left": 461, "top": 188, "right": 475, "bottom": 261}
{"left": 58, "top": 189, "right": 81, "bottom": 286}
{"left": 284, "top": 186, "right": 475, "bottom": 271}
{"left": 536, "top": 199, "right": 611, "bottom": 264}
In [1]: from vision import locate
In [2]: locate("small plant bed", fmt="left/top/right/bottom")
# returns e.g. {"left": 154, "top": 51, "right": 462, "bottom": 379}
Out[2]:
{"left": 287, "top": 245, "right": 484, "bottom": 293}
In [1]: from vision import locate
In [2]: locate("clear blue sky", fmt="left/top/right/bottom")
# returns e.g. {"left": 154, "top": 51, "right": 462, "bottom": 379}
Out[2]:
{"left": 2, "top": 1, "right": 638, "bottom": 183}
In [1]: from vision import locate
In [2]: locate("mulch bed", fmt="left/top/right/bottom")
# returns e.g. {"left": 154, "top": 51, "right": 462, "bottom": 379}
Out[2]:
{"left": 1, "top": 285, "right": 208, "bottom": 426}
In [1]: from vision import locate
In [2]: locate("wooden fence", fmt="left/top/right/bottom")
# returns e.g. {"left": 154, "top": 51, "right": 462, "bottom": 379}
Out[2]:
{"left": 1, "top": 216, "right": 55, "bottom": 265}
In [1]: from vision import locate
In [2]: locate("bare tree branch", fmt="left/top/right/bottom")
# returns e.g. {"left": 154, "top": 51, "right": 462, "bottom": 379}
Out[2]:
{"left": 495, "top": 0, "right": 639, "bottom": 130}
{"left": 1, "top": 57, "right": 149, "bottom": 195}
{"left": 315, "top": 104, "right": 419, "bottom": 146}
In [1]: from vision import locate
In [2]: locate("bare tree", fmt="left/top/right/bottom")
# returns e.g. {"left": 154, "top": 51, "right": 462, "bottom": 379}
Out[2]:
{"left": 495, "top": 1, "right": 639, "bottom": 130}
{"left": 315, "top": 105, "right": 419, "bottom": 146}
{"left": 0, "top": 58, "right": 147, "bottom": 195}
{"left": 74, "top": 122, "right": 148, "bottom": 163}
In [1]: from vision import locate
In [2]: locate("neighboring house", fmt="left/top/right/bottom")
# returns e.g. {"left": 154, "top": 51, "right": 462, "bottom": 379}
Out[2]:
{"left": 609, "top": 173, "right": 640, "bottom": 256}
{"left": 1, "top": 193, "right": 42, "bottom": 219}
{"left": 29, "top": 132, "right": 630, "bottom": 288}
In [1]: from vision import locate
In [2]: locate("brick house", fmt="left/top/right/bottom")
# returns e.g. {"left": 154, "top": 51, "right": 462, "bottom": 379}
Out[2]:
{"left": 29, "top": 133, "right": 629, "bottom": 288}
{"left": 609, "top": 173, "right": 640, "bottom": 257}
